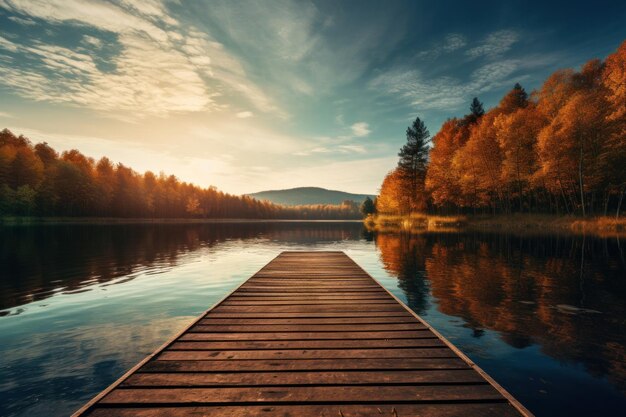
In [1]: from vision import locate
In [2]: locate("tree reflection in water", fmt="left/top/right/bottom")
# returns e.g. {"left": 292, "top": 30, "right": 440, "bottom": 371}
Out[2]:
{"left": 375, "top": 231, "right": 626, "bottom": 394}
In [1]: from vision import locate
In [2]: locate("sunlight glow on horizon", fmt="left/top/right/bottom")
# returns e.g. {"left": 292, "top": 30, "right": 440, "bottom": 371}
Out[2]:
{"left": 0, "top": 0, "right": 624, "bottom": 195}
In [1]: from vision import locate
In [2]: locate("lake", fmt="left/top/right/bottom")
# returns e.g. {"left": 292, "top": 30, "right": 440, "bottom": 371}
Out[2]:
{"left": 0, "top": 222, "right": 624, "bottom": 416}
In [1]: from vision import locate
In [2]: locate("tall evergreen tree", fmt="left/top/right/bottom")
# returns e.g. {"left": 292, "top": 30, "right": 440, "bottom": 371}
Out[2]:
{"left": 470, "top": 97, "right": 485, "bottom": 117}
{"left": 499, "top": 83, "right": 529, "bottom": 111}
{"left": 360, "top": 196, "right": 376, "bottom": 217}
{"left": 398, "top": 116, "right": 430, "bottom": 214}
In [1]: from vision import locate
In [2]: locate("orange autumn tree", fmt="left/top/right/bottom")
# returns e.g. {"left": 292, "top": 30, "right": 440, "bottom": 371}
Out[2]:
{"left": 535, "top": 60, "right": 614, "bottom": 216}
{"left": 376, "top": 168, "right": 408, "bottom": 215}
{"left": 377, "top": 40, "right": 626, "bottom": 218}
{"left": 601, "top": 41, "right": 626, "bottom": 216}
{"left": 425, "top": 118, "right": 471, "bottom": 210}
{"left": 494, "top": 102, "right": 546, "bottom": 211}
{"left": 453, "top": 85, "right": 529, "bottom": 212}
{"left": 0, "top": 129, "right": 362, "bottom": 219}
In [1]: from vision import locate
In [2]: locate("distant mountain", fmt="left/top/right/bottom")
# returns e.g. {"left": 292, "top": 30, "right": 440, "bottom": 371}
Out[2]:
{"left": 247, "top": 187, "right": 375, "bottom": 206}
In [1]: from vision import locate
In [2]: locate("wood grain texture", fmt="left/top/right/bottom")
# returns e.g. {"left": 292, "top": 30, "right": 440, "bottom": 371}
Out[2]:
{"left": 74, "top": 251, "right": 532, "bottom": 417}
{"left": 87, "top": 403, "right": 522, "bottom": 417}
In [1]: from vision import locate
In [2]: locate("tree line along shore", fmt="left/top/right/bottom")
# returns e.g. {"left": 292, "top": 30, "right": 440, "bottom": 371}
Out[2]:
{"left": 362, "top": 40, "right": 625, "bottom": 234}
{"left": 2, "top": 41, "right": 624, "bottom": 229}
{"left": 0, "top": 129, "right": 361, "bottom": 221}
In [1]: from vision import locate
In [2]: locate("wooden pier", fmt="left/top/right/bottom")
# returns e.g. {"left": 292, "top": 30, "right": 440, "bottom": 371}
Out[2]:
{"left": 73, "top": 251, "right": 532, "bottom": 417}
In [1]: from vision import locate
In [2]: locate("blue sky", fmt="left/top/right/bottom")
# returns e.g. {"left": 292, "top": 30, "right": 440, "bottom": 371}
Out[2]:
{"left": 0, "top": 0, "right": 624, "bottom": 194}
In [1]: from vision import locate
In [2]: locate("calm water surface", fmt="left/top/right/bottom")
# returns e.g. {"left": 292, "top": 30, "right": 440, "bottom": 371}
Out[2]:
{"left": 0, "top": 222, "right": 625, "bottom": 416}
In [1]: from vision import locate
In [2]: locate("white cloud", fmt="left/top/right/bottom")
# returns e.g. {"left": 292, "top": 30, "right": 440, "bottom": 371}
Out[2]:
{"left": 294, "top": 143, "right": 368, "bottom": 157}
{"left": 369, "top": 59, "right": 521, "bottom": 111}
{"left": 294, "top": 146, "right": 332, "bottom": 156}
{"left": 294, "top": 121, "right": 372, "bottom": 157}
{"left": 0, "top": 36, "right": 213, "bottom": 116}
{"left": 339, "top": 144, "right": 366, "bottom": 153}
{"left": 204, "top": 0, "right": 320, "bottom": 63}
{"left": 7, "top": 14, "right": 36, "bottom": 25}
{"left": 443, "top": 33, "right": 467, "bottom": 52}
{"left": 81, "top": 35, "right": 102, "bottom": 48}
{"left": 350, "top": 122, "right": 371, "bottom": 137}
{"left": 0, "top": 111, "right": 14, "bottom": 118}
{"left": 236, "top": 111, "right": 253, "bottom": 119}
{"left": 0, "top": 0, "right": 170, "bottom": 42}
{"left": 115, "top": 0, "right": 178, "bottom": 26}
{"left": 0, "top": 0, "right": 285, "bottom": 119}
{"left": 416, "top": 33, "right": 467, "bottom": 60}
{"left": 200, "top": 0, "right": 407, "bottom": 97}
{"left": 466, "top": 30, "right": 519, "bottom": 59}
{"left": 0, "top": 35, "right": 19, "bottom": 52}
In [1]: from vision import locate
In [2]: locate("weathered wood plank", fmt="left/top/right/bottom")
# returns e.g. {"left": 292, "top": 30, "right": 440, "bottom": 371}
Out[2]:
{"left": 190, "top": 324, "right": 425, "bottom": 332}
{"left": 87, "top": 403, "right": 522, "bottom": 417}
{"left": 180, "top": 330, "right": 433, "bottom": 340}
{"left": 219, "top": 300, "right": 398, "bottom": 306}
{"left": 204, "top": 311, "right": 414, "bottom": 318}
{"left": 100, "top": 385, "right": 504, "bottom": 404}
{"left": 227, "top": 295, "right": 393, "bottom": 300}
{"left": 212, "top": 305, "right": 408, "bottom": 312}
{"left": 72, "top": 251, "right": 532, "bottom": 417}
{"left": 122, "top": 369, "right": 485, "bottom": 387}
{"left": 197, "top": 316, "right": 418, "bottom": 324}
{"left": 169, "top": 339, "right": 444, "bottom": 350}
{"left": 237, "top": 287, "right": 386, "bottom": 292}
{"left": 142, "top": 358, "right": 471, "bottom": 372}
{"left": 158, "top": 348, "right": 456, "bottom": 361}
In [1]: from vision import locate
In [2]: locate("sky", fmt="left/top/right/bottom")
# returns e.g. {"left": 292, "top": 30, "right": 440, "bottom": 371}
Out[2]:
{"left": 0, "top": 0, "right": 624, "bottom": 195}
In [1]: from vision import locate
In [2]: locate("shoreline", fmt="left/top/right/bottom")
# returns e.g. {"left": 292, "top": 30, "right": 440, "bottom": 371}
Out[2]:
{"left": 365, "top": 213, "right": 626, "bottom": 237}
{"left": 0, "top": 217, "right": 363, "bottom": 226}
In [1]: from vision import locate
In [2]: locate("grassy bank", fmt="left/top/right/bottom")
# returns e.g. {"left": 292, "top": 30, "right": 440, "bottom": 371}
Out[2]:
{"left": 365, "top": 213, "right": 626, "bottom": 237}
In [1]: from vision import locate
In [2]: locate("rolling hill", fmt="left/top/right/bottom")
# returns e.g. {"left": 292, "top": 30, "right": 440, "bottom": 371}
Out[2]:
{"left": 247, "top": 187, "right": 375, "bottom": 206}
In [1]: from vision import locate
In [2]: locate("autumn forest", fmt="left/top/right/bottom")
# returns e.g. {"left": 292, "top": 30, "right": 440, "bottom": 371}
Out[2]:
{"left": 0, "top": 131, "right": 360, "bottom": 220}
{"left": 377, "top": 41, "right": 626, "bottom": 218}
{"left": 2, "top": 42, "right": 625, "bottom": 222}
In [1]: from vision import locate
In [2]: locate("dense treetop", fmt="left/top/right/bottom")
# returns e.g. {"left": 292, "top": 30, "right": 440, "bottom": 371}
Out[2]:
{"left": 377, "top": 40, "right": 626, "bottom": 217}
{"left": 0, "top": 131, "right": 360, "bottom": 220}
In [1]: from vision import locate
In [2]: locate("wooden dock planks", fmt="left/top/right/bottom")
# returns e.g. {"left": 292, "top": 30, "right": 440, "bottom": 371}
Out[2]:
{"left": 73, "top": 251, "right": 533, "bottom": 417}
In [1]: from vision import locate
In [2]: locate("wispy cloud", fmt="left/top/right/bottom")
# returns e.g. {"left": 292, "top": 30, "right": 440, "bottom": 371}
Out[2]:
{"left": 0, "top": 36, "right": 213, "bottom": 116}
{"left": 7, "top": 14, "right": 35, "bottom": 25}
{"left": 198, "top": 0, "right": 408, "bottom": 97}
{"left": 294, "top": 120, "right": 373, "bottom": 156}
{"left": 350, "top": 122, "right": 371, "bottom": 137}
{"left": 339, "top": 144, "right": 367, "bottom": 153}
{"left": 466, "top": 30, "right": 519, "bottom": 58}
{"left": 0, "top": 0, "right": 285, "bottom": 119}
{"left": 81, "top": 35, "right": 102, "bottom": 48}
{"left": 369, "top": 60, "right": 522, "bottom": 110}
{"left": 293, "top": 146, "right": 332, "bottom": 156}
{"left": 0, "top": 35, "right": 19, "bottom": 52}
{"left": 236, "top": 111, "right": 253, "bottom": 119}
{"left": 294, "top": 142, "right": 368, "bottom": 157}
{"left": 443, "top": 33, "right": 467, "bottom": 52}
{"left": 0, "top": 111, "right": 14, "bottom": 118}
{"left": 416, "top": 33, "right": 467, "bottom": 60}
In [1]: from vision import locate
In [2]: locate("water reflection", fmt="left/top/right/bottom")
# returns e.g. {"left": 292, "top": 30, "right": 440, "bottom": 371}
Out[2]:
{"left": 0, "top": 223, "right": 625, "bottom": 417}
{"left": 376, "top": 231, "right": 626, "bottom": 414}
{"left": 0, "top": 222, "right": 367, "bottom": 417}
{"left": 0, "top": 222, "right": 363, "bottom": 314}
{"left": 376, "top": 233, "right": 431, "bottom": 313}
